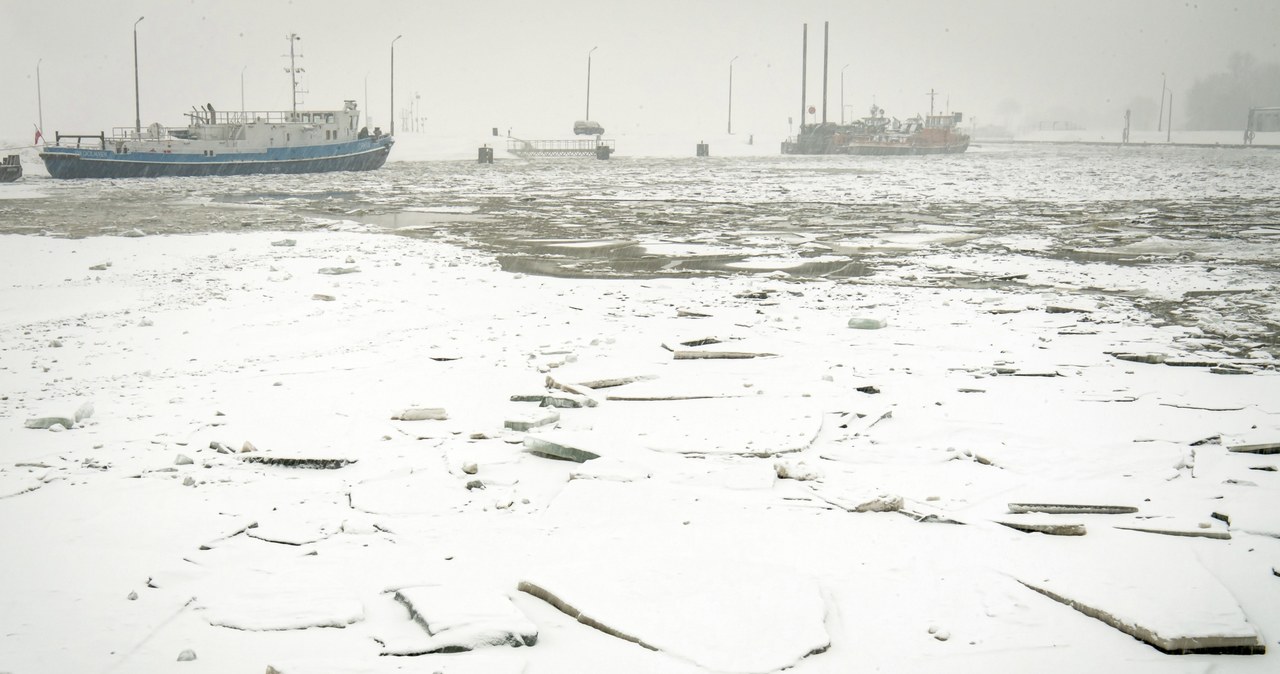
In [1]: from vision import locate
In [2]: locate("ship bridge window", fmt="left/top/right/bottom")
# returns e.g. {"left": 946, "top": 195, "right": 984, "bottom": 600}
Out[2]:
{"left": 326, "top": 114, "right": 335, "bottom": 124}
{"left": 302, "top": 114, "right": 312, "bottom": 123}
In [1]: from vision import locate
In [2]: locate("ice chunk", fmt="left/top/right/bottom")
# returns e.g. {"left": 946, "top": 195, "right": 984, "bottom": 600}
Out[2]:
{"left": 847, "top": 317, "right": 887, "bottom": 329}
{"left": 1014, "top": 543, "right": 1264, "bottom": 654}
{"left": 504, "top": 409, "right": 560, "bottom": 432}
{"left": 24, "top": 416, "right": 74, "bottom": 430}
{"left": 392, "top": 407, "right": 449, "bottom": 421}
{"left": 524, "top": 434, "right": 600, "bottom": 463}
{"left": 386, "top": 586, "right": 537, "bottom": 654}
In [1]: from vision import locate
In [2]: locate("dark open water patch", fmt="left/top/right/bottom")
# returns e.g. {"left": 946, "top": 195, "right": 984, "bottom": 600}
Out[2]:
{"left": 4, "top": 147, "right": 1278, "bottom": 352}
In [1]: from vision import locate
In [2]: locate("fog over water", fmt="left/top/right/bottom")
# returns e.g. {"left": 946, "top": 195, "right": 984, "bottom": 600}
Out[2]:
{"left": 2, "top": 0, "right": 1279, "bottom": 144}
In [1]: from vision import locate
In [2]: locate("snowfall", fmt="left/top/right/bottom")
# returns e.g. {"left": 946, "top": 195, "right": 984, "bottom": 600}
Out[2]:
{"left": 1, "top": 135, "right": 1278, "bottom": 674}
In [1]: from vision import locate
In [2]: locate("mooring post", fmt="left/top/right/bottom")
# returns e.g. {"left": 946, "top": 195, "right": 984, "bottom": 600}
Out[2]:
{"left": 696, "top": 142, "right": 709, "bottom": 157}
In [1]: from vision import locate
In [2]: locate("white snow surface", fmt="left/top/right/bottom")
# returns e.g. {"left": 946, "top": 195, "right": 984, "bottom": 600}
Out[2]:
{"left": 0, "top": 210, "right": 1278, "bottom": 673}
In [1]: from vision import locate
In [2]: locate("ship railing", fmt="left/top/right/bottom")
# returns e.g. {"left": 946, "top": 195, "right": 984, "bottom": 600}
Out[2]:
{"left": 107, "top": 126, "right": 187, "bottom": 141}
{"left": 186, "top": 110, "right": 340, "bottom": 125}
{"left": 506, "top": 138, "right": 615, "bottom": 152}
{"left": 52, "top": 132, "right": 108, "bottom": 149}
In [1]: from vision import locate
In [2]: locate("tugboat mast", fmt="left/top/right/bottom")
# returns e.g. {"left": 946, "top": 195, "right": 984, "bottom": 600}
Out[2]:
{"left": 287, "top": 33, "right": 302, "bottom": 114}
{"left": 799, "top": 24, "right": 807, "bottom": 131}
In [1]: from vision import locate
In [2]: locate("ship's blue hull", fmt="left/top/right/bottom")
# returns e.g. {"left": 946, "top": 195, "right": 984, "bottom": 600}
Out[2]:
{"left": 40, "top": 137, "right": 393, "bottom": 179}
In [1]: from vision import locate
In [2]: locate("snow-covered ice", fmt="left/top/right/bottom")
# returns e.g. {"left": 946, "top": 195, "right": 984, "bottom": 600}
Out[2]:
{"left": 1, "top": 146, "right": 1278, "bottom": 672}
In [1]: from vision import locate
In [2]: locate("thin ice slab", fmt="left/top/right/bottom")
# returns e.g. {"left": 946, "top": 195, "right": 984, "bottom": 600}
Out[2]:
{"left": 199, "top": 582, "right": 364, "bottom": 631}
{"left": 1014, "top": 542, "right": 1265, "bottom": 655}
{"left": 523, "top": 433, "right": 601, "bottom": 463}
{"left": 385, "top": 586, "right": 537, "bottom": 654}
{"left": 1009, "top": 503, "right": 1137, "bottom": 515}
{"left": 520, "top": 553, "right": 829, "bottom": 673}
{"left": 572, "top": 398, "right": 821, "bottom": 456}
{"left": 504, "top": 409, "right": 560, "bottom": 432}
{"left": 349, "top": 470, "right": 472, "bottom": 516}
{"left": 1228, "top": 441, "right": 1280, "bottom": 455}
{"left": 240, "top": 455, "right": 355, "bottom": 469}
{"left": 996, "top": 518, "right": 1087, "bottom": 536}
{"left": 245, "top": 510, "right": 338, "bottom": 546}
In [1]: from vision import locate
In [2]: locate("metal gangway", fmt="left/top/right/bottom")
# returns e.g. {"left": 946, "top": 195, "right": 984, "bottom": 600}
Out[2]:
{"left": 506, "top": 137, "right": 615, "bottom": 159}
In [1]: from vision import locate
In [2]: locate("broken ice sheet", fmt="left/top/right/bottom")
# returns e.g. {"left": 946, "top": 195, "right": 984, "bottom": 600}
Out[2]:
{"left": 558, "top": 397, "right": 822, "bottom": 456}
{"left": 199, "top": 579, "right": 364, "bottom": 631}
{"left": 1010, "top": 534, "right": 1264, "bottom": 654}
{"left": 523, "top": 433, "right": 601, "bottom": 463}
{"left": 349, "top": 469, "right": 472, "bottom": 516}
{"left": 383, "top": 585, "right": 537, "bottom": 655}
{"left": 521, "top": 551, "right": 828, "bottom": 673}
{"left": 246, "top": 508, "right": 340, "bottom": 546}
{"left": 0, "top": 469, "right": 48, "bottom": 499}
{"left": 1206, "top": 488, "right": 1280, "bottom": 537}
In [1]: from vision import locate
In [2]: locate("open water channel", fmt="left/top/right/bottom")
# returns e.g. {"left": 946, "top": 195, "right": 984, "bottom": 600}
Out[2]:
{"left": 3, "top": 142, "right": 1278, "bottom": 353}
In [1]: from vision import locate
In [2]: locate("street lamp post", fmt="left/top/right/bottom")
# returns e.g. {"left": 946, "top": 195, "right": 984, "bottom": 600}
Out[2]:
{"left": 133, "top": 16, "right": 144, "bottom": 136}
{"left": 586, "top": 46, "right": 598, "bottom": 121}
{"left": 840, "top": 63, "right": 849, "bottom": 124}
{"left": 728, "top": 55, "right": 739, "bottom": 134}
{"left": 390, "top": 35, "right": 402, "bottom": 135}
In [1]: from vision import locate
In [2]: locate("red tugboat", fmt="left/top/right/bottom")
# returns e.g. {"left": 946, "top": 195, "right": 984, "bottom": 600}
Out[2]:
{"left": 781, "top": 22, "right": 969, "bottom": 156}
{"left": 783, "top": 104, "right": 970, "bottom": 155}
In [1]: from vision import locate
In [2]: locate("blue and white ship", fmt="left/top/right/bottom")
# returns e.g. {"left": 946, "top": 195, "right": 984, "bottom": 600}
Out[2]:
{"left": 40, "top": 100, "right": 392, "bottom": 179}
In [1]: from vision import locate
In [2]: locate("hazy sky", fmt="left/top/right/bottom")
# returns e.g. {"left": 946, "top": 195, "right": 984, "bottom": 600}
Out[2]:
{"left": 2, "top": 0, "right": 1278, "bottom": 144}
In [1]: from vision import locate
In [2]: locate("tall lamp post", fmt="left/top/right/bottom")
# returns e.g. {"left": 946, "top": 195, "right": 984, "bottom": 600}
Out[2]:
{"left": 36, "top": 59, "right": 43, "bottom": 139}
{"left": 1158, "top": 72, "right": 1167, "bottom": 132}
{"left": 727, "top": 55, "right": 739, "bottom": 134}
{"left": 585, "top": 46, "right": 598, "bottom": 121}
{"left": 840, "top": 63, "right": 849, "bottom": 124}
{"left": 390, "top": 34, "right": 402, "bottom": 135}
{"left": 133, "top": 16, "right": 144, "bottom": 136}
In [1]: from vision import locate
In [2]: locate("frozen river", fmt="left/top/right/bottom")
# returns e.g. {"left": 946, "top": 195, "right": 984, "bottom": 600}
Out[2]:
{"left": 5, "top": 143, "right": 1278, "bottom": 354}
{"left": 3, "top": 142, "right": 1280, "bottom": 672}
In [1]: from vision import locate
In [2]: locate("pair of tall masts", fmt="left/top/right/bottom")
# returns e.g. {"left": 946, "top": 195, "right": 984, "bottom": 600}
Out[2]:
{"left": 129, "top": 23, "right": 307, "bottom": 134}
{"left": 798, "top": 22, "right": 831, "bottom": 127}
{"left": 798, "top": 22, "right": 945, "bottom": 127}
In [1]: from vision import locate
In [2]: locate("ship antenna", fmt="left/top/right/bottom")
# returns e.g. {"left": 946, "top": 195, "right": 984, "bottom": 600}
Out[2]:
{"left": 287, "top": 33, "right": 303, "bottom": 114}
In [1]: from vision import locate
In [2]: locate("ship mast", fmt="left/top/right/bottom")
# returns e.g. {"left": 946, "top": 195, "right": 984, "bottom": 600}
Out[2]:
{"left": 822, "top": 22, "right": 829, "bottom": 125}
{"left": 287, "top": 33, "right": 303, "bottom": 114}
{"left": 799, "top": 24, "right": 807, "bottom": 131}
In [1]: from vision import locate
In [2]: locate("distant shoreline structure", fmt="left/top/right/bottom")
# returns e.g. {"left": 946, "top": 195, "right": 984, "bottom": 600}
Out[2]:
{"left": 978, "top": 138, "right": 1280, "bottom": 150}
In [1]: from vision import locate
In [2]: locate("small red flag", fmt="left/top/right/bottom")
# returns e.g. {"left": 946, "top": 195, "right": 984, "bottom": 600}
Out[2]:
{"left": 34, "top": 128, "right": 44, "bottom": 145}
